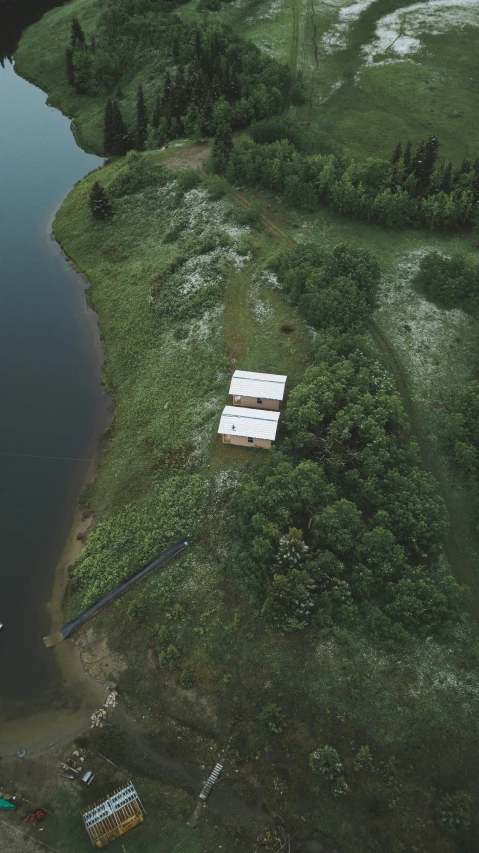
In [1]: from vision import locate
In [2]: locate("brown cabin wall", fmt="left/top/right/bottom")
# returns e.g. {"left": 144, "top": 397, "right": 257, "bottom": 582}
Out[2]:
{"left": 221, "top": 434, "right": 271, "bottom": 449}
{"left": 232, "top": 395, "right": 280, "bottom": 411}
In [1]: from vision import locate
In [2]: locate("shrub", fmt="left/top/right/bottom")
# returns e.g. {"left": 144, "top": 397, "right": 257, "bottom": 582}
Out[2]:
{"left": 438, "top": 791, "right": 473, "bottom": 831}
{"left": 259, "top": 703, "right": 284, "bottom": 735}
{"left": 89, "top": 181, "right": 113, "bottom": 220}
{"left": 158, "top": 643, "right": 181, "bottom": 670}
{"left": 309, "top": 746, "right": 343, "bottom": 780}
{"left": 353, "top": 745, "right": 374, "bottom": 772}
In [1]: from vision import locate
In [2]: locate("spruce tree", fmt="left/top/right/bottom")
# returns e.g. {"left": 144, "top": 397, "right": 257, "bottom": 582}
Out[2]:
{"left": 211, "top": 122, "right": 233, "bottom": 174}
{"left": 152, "top": 95, "right": 161, "bottom": 129}
{"left": 403, "top": 141, "right": 412, "bottom": 172}
{"left": 112, "top": 100, "right": 130, "bottom": 155}
{"left": 161, "top": 72, "right": 173, "bottom": 122}
{"left": 391, "top": 142, "right": 402, "bottom": 165}
{"left": 135, "top": 86, "right": 148, "bottom": 151}
{"left": 423, "top": 136, "right": 440, "bottom": 185}
{"left": 65, "top": 47, "right": 75, "bottom": 86}
{"left": 89, "top": 181, "right": 112, "bottom": 220}
{"left": 103, "top": 98, "right": 115, "bottom": 153}
{"left": 440, "top": 161, "right": 453, "bottom": 193}
{"left": 412, "top": 136, "right": 439, "bottom": 195}
{"left": 70, "top": 15, "right": 85, "bottom": 49}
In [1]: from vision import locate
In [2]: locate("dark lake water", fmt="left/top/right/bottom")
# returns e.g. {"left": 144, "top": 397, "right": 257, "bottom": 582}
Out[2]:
{"left": 0, "top": 6, "right": 106, "bottom": 722}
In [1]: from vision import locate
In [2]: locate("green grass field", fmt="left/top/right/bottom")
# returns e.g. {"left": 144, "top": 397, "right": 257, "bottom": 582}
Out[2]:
{"left": 205, "top": 0, "right": 479, "bottom": 161}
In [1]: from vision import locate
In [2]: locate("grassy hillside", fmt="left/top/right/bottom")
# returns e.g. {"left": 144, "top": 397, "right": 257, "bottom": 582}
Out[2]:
{"left": 50, "top": 151, "right": 479, "bottom": 853}
{"left": 14, "top": 0, "right": 479, "bottom": 851}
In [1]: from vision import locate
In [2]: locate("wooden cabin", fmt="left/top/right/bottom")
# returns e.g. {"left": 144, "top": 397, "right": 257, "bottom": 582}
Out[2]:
{"left": 218, "top": 405, "right": 280, "bottom": 449}
{"left": 229, "top": 370, "right": 287, "bottom": 411}
{"left": 82, "top": 783, "right": 144, "bottom": 848}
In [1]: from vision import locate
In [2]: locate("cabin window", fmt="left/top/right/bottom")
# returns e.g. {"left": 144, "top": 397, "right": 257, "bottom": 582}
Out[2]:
{"left": 257, "top": 398, "right": 263, "bottom": 404}
{"left": 248, "top": 437, "right": 254, "bottom": 443}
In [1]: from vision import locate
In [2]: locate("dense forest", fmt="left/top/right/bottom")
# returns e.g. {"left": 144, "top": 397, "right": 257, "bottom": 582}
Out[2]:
{"left": 231, "top": 245, "right": 459, "bottom": 643}
{"left": 65, "top": 0, "right": 293, "bottom": 152}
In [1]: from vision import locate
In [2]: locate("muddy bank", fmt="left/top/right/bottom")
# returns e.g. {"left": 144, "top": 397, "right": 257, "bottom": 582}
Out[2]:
{"left": 0, "top": 505, "right": 106, "bottom": 757}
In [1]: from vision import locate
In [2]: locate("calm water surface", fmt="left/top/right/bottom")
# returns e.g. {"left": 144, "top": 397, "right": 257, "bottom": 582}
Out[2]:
{"left": 0, "top": 48, "right": 105, "bottom": 720}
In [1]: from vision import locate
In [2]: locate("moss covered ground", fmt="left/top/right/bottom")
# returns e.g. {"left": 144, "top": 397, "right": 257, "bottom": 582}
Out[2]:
{"left": 13, "top": 0, "right": 479, "bottom": 850}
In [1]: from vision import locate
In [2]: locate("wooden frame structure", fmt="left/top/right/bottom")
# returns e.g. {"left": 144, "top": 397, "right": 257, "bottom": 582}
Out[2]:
{"left": 82, "top": 782, "right": 144, "bottom": 848}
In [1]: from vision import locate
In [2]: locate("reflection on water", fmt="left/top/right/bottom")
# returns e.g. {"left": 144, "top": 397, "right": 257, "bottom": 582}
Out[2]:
{"left": 0, "top": 0, "right": 65, "bottom": 65}
{"left": 0, "top": 7, "right": 106, "bottom": 721}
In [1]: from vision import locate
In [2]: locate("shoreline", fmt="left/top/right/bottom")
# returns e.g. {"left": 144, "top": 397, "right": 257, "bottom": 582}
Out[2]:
{"left": 0, "top": 501, "right": 107, "bottom": 757}
{"left": 0, "top": 197, "right": 112, "bottom": 756}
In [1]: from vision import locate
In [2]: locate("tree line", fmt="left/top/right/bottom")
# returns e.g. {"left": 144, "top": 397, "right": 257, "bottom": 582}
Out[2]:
{"left": 230, "top": 245, "right": 461, "bottom": 644}
{"left": 65, "top": 4, "right": 292, "bottom": 154}
{"left": 217, "top": 128, "right": 479, "bottom": 231}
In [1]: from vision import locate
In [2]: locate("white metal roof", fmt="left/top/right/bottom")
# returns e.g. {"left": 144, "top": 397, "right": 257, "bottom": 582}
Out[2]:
{"left": 218, "top": 406, "right": 280, "bottom": 441}
{"left": 229, "top": 370, "right": 287, "bottom": 401}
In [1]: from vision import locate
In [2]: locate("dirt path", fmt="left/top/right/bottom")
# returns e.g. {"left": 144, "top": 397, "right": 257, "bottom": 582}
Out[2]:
{"left": 370, "top": 320, "right": 479, "bottom": 621}
{"left": 283, "top": 0, "right": 300, "bottom": 115}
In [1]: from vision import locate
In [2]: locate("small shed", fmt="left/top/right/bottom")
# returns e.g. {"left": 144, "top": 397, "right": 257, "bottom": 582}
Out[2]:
{"left": 229, "top": 370, "right": 287, "bottom": 411}
{"left": 82, "top": 782, "right": 144, "bottom": 848}
{"left": 218, "top": 405, "right": 280, "bottom": 449}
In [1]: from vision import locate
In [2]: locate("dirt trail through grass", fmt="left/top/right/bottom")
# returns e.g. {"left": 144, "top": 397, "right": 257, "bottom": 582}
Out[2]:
{"left": 370, "top": 320, "right": 479, "bottom": 623}
{"left": 283, "top": 0, "right": 299, "bottom": 115}
{"left": 305, "top": 0, "right": 319, "bottom": 120}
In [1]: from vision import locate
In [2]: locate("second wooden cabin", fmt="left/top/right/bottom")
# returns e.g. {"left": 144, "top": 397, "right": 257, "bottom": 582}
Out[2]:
{"left": 229, "top": 370, "right": 287, "bottom": 411}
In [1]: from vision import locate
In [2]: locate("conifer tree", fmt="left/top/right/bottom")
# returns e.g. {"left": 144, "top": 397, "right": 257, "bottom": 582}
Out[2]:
{"left": 440, "top": 161, "right": 453, "bottom": 193}
{"left": 65, "top": 47, "right": 75, "bottom": 86}
{"left": 89, "top": 181, "right": 112, "bottom": 220}
{"left": 403, "top": 141, "right": 412, "bottom": 172}
{"left": 104, "top": 99, "right": 129, "bottom": 155}
{"left": 70, "top": 15, "right": 85, "bottom": 49}
{"left": 458, "top": 158, "right": 472, "bottom": 175}
{"left": 152, "top": 94, "right": 161, "bottom": 129}
{"left": 276, "top": 528, "right": 309, "bottom": 572}
{"left": 211, "top": 122, "right": 233, "bottom": 174}
{"left": 161, "top": 72, "right": 173, "bottom": 121}
{"left": 103, "top": 98, "right": 115, "bottom": 153}
{"left": 112, "top": 100, "right": 130, "bottom": 154}
{"left": 135, "top": 86, "right": 148, "bottom": 151}
{"left": 412, "top": 136, "right": 439, "bottom": 195}
{"left": 391, "top": 142, "right": 402, "bottom": 165}
{"left": 423, "top": 136, "right": 440, "bottom": 184}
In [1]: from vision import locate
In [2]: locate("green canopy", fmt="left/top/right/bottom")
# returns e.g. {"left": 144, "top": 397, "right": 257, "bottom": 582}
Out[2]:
{"left": 0, "top": 798, "right": 15, "bottom": 810}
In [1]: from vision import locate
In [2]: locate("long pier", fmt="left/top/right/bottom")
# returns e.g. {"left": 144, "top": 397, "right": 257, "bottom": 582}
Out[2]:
{"left": 44, "top": 537, "right": 190, "bottom": 648}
